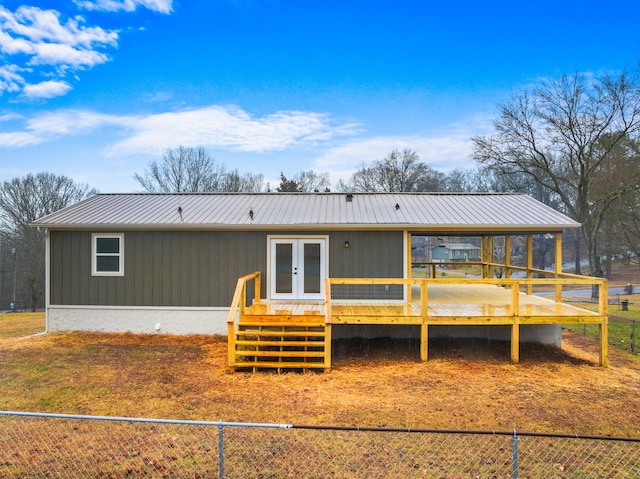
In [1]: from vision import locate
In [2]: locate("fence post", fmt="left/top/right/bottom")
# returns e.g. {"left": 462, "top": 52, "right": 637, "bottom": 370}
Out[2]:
{"left": 632, "top": 320, "right": 636, "bottom": 354}
{"left": 218, "top": 423, "right": 225, "bottom": 479}
{"left": 511, "top": 430, "right": 519, "bottom": 479}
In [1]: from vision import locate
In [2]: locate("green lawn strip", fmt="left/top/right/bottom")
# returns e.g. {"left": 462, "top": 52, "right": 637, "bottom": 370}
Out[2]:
{"left": 0, "top": 312, "right": 46, "bottom": 339}
{"left": 563, "top": 300, "right": 639, "bottom": 354}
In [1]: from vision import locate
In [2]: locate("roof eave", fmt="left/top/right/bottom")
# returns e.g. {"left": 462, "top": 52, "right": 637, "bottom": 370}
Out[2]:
{"left": 32, "top": 222, "right": 581, "bottom": 233}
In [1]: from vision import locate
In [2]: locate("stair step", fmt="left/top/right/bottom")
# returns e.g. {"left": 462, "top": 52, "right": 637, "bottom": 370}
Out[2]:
{"left": 236, "top": 340, "right": 325, "bottom": 347}
{"left": 234, "top": 361, "right": 327, "bottom": 369}
{"left": 236, "top": 350, "right": 326, "bottom": 358}
{"left": 237, "top": 331, "right": 326, "bottom": 338}
{"left": 231, "top": 319, "right": 330, "bottom": 371}
{"left": 239, "top": 322, "right": 325, "bottom": 328}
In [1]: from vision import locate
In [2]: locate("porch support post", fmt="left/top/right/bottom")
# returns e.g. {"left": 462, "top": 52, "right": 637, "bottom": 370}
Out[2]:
{"left": 526, "top": 234, "right": 533, "bottom": 295}
{"left": 324, "top": 277, "right": 333, "bottom": 371}
{"left": 481, "top": 236, "right": 487, "bottom": 278}
{"left": 599, "top": 280, "right": 609, "bottom": 367}
{"left": 324, "top": 323, "right": 332, "bottom": 371}
{"left": 227, "top": 321, "right": 236, "bottom": 369}
{"left": 407, "top": 232, "right": 412, "bottom": 304}
{"left": 487, "top": 236, "right": 493, "bottom": 279}
{"left": 600, "top": 320, "right": 609, "bottom": 367}
{"left": 420, "top": 280, "right": 429, "bottom": 362}
{"left": 511, "top": 282, "right": 520, "bottom": 364}
{"left": 511, "top": 323, "right": 520, "bottom": 364}
{"left": 505, "top": 235, "right": 511, "bottom": 279}
{"left": 554, "top": 233, "right": 563, "bottom": 302}
{"left": 421, "top": 323, "right": 429, "bottom": 362}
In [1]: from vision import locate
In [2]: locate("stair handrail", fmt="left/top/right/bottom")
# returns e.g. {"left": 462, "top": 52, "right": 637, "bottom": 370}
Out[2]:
{"left": 227, "top": 271, "right": 261, "bottom": 368}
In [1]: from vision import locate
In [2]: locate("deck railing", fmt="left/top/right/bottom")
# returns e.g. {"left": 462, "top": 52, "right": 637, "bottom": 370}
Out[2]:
{"left": 228, "top": 272, "right": 609, "bottom": 367}
{"left": 412, "top": 260, "right": 608, "bottom": 302}
{"left": 326, "top": 275, "right": 608, "bottom": 366}
{"left": 328, "top": 275, "right": 608, "bottom": 317}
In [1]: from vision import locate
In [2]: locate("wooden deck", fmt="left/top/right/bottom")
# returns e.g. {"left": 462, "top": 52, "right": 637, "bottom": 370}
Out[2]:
{"left": 243, "top": 284, "right": 601, "bottom": 324}
{"left": 227, "top": 273, "right": 608, "bottom": 371}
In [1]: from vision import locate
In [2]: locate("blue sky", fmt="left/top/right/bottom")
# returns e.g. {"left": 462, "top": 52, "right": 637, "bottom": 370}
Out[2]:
{"left": 1, "top": 0, "right": 639, "bottom": 192}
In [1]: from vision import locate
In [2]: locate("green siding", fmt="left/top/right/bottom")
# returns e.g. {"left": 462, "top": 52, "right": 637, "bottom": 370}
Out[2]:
{"left": 329, "top": 230, "right": 403, "bottom": 278}
{"left": 329, "top": 231, "right": 404, "bottom": 300}
{"left": 49, "top": 230, "right": 404, "bottom": 307}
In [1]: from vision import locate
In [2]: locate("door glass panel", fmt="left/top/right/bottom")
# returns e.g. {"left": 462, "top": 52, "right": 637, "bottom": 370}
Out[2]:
{"left": 275, "top": 243, "right": 293, "bottom": 294}
{"left": 303, "top": 243, "right": 321, "bottom": 294}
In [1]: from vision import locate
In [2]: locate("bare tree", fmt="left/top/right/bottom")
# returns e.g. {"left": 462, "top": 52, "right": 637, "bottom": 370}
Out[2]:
{"left": 135, "top": 146, "right": 267, "bottom": 193}
{"left": 276, "top": 170, "right": 330, "bottom": 193}
{"left": 343, "top": 163, "right": 379, "bottom": 192}
{"left": 294, "top": 170, "right": 330, "bottom": 192}
{"left": 597, "top": 134, "right": 640, "bottom": 266}
{"left": 618, "top": 189, "right": 640, "bottom": 263}
{"left": 220, "top": 170, "right": 265, "bottom": 192}
{"left": 134, "top": 146, "right": 227, "bottom": 192}
{"left": 0, "top": 173, "right": 96, "bottom": 310}
{"left": 472, "top": 69, "right": 640, "bottom": 279}
{"left": 442, "top": 168, "right": 477, "bottom": 192}
{"left": 345, "top": 149, "right": 444, "bottom": 192}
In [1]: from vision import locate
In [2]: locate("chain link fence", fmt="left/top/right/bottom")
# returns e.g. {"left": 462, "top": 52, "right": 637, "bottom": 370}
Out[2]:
{"left": 1, "top": 411, "right": 639, "bottom": 478}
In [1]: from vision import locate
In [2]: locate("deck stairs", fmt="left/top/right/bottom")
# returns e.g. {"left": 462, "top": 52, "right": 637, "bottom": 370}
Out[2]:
{"left": 230, "top": 310, "right": 330, "bottom": 372}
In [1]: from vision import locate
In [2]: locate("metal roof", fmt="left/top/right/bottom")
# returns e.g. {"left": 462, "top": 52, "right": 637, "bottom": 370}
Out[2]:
{"left": 433, "top": 243, "right": 481, "bottom": 250}
{"left": 32, "top": 192, "right": 580, "bottom": 233}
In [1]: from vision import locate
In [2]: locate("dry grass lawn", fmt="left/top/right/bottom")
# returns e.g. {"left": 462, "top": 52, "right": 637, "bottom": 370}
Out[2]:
{"left": 1, "top": 312, "right": 639, "bottom": 437}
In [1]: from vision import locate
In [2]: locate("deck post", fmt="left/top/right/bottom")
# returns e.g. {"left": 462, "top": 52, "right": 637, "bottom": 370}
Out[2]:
{"left": 511, "top": 281, "right": 520, "bottom": 363}
{"left": 512, "top": 281, "right": 520, "bottom": 316}
{"left": 505, "top": 235, "right": 511, "bottom": 279}
{"left": 526, "top": 235, "right": 533, "bottom": 295}
{"left": 481, "top": 236, "right": 487, "bottom": 278}
{"left": 324, "top": 277, "right": 333, "bottom": 370}
{"left": 599, "top": 279, "right": 609, "bottom": 367}
{"left": 406, "top": 232, "right": 412, "bottom": 304}
{"left": 240, "top": 278, "right": 247, "bottom": 316}
{"left": 421, "top": 323, "right": 429, "bottom": 362}
{"left": 324, "top": 323, "right": 332, "bottom": 371}
{"left": 421, "top": 280, "right": 429, "bottom": 361}
{"left": 487, "top": 236, "right": 493, "bottom": 279}
{"left": 227, "top": 321, "right": 236, "bottom": 368}
{"left": 511, "top": 323, "right": 520, "bottom": 364}
{"left": 254, "top": 272, "right": 261, "bottom": 305}
{"left": 554, "top": 234, "right": 563, "bottom": 302}
{"left": 600, "top": 320, "right": 608, "bottom": 367}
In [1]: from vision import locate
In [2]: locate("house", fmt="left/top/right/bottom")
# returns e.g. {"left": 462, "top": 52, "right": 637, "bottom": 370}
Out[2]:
{"left": 33, "top": 192, "right": 608, "bottom": 370}
{"left": 430, "top": 243, "right": 481, "bottom": 262}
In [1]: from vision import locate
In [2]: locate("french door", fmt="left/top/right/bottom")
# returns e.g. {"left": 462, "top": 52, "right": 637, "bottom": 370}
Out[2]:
{"left": 269, "top": 238, "right": 327, "bottom": 300}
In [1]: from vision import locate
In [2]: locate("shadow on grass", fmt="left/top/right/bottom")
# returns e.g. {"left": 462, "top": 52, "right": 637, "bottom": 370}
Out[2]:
{"left": 332, "top": 337, "right": 592, "bottom": 366}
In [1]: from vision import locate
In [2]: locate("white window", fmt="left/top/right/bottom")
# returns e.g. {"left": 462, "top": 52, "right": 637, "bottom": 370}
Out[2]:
{"left": 92, "top": 233, "right": 124, "bottom": 276}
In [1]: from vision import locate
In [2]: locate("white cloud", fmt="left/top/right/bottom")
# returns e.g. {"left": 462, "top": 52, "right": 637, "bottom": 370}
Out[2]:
{"left": 28, "top": 42, "right": 110, "bottom": 67}
{"left": 0, "top": 109, "right": 122, "bottom": 147}
{"left": 108, "top": 105, "right": 359, "bottom": 155}
{"left": 0, "top": 105, "right": 359, "bottom": 155}
{"left": 74, "top": 0, "right": 173, "bottom": 14}
{"left": 23, "top": 80, "right": 72, "bottom": 98}
{"left": 0, "top": 6, "right": 118, "bottom": 51}
{"left": 0, "top": 5, "right": 118, "bottom": 98}
{"left": 0, "top": 65, "right": 24, "bottom": 94}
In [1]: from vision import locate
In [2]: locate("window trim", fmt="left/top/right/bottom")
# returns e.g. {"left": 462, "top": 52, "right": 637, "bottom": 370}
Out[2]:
{"left": 92, "top": 233, "right": 125, "bottom": 277}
